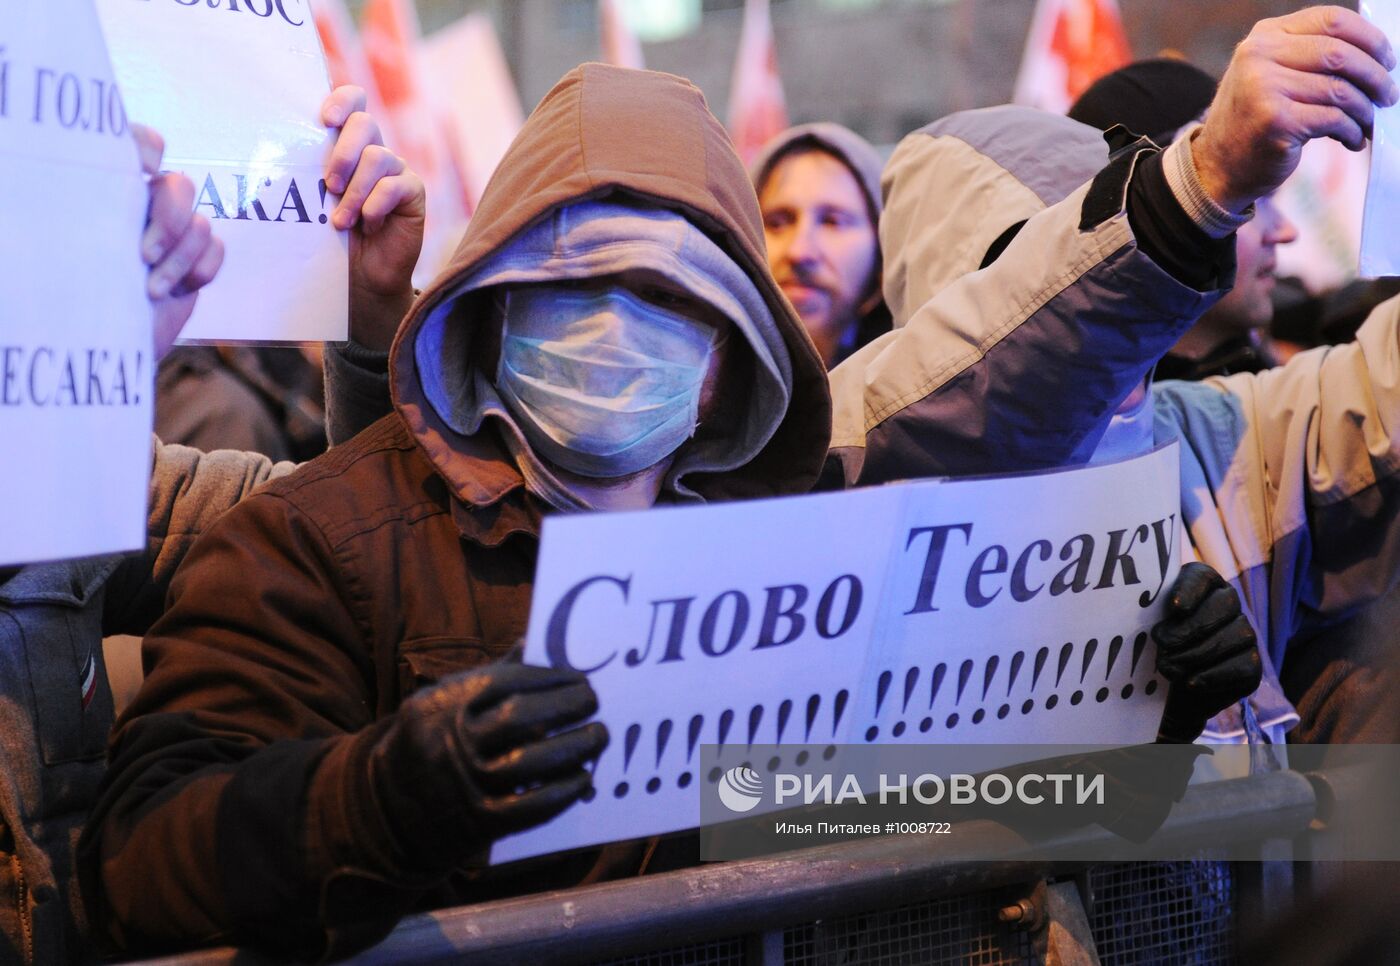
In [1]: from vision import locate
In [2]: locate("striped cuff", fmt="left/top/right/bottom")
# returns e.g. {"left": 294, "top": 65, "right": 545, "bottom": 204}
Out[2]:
{"left": 1163, "top": 125, "right": 1253, "bottom": 239}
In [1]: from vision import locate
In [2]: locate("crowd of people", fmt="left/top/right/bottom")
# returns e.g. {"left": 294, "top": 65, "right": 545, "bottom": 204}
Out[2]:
{"left": 6, "top": 5, "right": 1400, "bottom": 963}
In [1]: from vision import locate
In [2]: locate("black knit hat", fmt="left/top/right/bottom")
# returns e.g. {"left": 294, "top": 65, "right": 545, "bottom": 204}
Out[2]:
{"left": 1069, "top": 58, "right": 1218, "bottom": 144}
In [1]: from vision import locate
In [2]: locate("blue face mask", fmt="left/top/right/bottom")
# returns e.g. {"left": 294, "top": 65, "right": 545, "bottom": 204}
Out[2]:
{"left": 496, "top": 285, "right": 721, "bottom": 479}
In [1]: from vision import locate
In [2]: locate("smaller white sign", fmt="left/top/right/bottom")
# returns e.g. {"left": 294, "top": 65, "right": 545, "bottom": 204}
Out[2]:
{"left": 0, "top": 1, "right": 153, "bottom": 565}
{"left": 1361, "top": 0, "right": 1400, "bottom": 277}
{"left": 494, "top": 443, "right": 1181, "bottom": 864}
{"left": 96, "top": 0, "right": 347, "bottom": 343}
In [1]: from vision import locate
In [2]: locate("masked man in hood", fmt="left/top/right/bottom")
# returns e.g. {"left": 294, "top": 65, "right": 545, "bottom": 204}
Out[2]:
{"left": 830, "top": 7, "right": 1400, "bottom": 746}
{"left": 80, "top": 64, "right": 831, "bottom": 963}
{"left": 81, "top": 11, "right": 1384, "bottom": 955}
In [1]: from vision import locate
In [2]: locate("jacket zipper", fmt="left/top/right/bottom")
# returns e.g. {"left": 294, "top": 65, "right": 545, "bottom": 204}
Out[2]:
{"left": 15, "top": 857, "right": 32, "bottom": 966}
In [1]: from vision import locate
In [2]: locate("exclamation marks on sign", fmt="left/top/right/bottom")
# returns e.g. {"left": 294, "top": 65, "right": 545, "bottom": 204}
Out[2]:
{"left": 646, "top": 719, "right": 672, "bottom": 794}
{"left": 949, "top": 659, "right": 973, "bottom": 728}
{"left": 1006, "top": 650, "right": 1025, "bottom": 718}
{"left": 922, "top": 663, "right": 947, "bottom": 733}
{"left": 1047, "top": 642, "right": 1074, "bottom": 710}
{"left": 1032, "top": 646, "right": 1049, "bottom": 691}
{"left": 615, "top": 722, "right": 643, "bottom": 799}
{"left": 968, "top": 655, "right": 997, "bottom": 725}
{"left": 1072, "top": 638, "right": 1098, "bottom": 706}
{"left": 776, "top": 699, "right": 793, "bottom": 744}
{"left": 718, "top": 709, "right": 735, "bottom": 747}
{"left": 747, "top": 705, "right": 764, "bottom": 748}
{"left": 833, "top": 689, "right": 850, "bottom": 737}
{"left": 772, "top": 699, "right": 793, "bottom": 771}
{"left": 804, "top": 694, "right": 821, "bottom": 742}
{"left": 892, "top": 666, "right": 919, "bottom": 737}
{"left": 1129, "top": 631, "right": 1159, "bottom": 696}
{"left": 681, "top": 714, "right": 703, "bottom": 788}
{"left": 866, "top": 671, "right": 893, "bottom": 741}
{"left": 317, "top": 179, "right": 330, "bottom": 225}
{"left": 1101, "top": 635, "right": 1124, "bottom": 703}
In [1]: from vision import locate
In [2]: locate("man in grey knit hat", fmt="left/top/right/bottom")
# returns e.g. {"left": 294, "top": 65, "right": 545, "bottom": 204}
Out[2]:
{"left": 751, "top": 123, "right": 890, "bottom": 367}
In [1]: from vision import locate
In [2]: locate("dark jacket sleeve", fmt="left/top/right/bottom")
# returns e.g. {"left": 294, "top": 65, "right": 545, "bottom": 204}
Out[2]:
{"left": 81, "top": 491, "right": 432, "bottom": 961}
{"left": 323, "top": 341, "right": 392, "bottom": 447}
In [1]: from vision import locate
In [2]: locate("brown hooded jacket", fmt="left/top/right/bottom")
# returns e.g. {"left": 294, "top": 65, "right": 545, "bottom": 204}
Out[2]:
{"left": 79, "top": 64, "right": 830, "bottom": 961}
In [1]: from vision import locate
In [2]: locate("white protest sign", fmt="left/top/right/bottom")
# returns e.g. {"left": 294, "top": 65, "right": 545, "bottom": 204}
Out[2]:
{"left": 494, "top": 443, "right": 1181, "bottom": 864}
{"left": 1361, "top": 0, "right": 1400, "bottom": 276}
{"left": 0, "top": 1, "right": 153, "bottom": 566}
{"left": 95, "top": 0, "right": 347, "bottom": 343}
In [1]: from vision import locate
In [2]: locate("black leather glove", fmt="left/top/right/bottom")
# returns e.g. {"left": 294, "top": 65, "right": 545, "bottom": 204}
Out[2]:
{"left": 1152, "top": 562, "right": 1263, "bottom": 744}
{"left": 366, "top": 663, "right": 608, "bottom": 874}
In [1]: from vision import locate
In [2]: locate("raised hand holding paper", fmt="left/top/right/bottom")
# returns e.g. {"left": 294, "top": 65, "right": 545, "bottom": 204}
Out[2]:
{"left": 1362, "top": 0, "right": 1400, "bottom": 276}
{"left": 0, "top": 1, "right": 152, "bottom": 566}
{"left": 495, "top": 443, "right": 1182, "bottom": 863}
{"left": 95, "top": 0, "right": 348, "bottom": 342}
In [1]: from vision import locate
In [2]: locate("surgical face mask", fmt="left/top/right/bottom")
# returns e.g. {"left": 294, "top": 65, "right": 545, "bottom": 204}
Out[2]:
{"left": 1087, "top": 382, "right": 1155, "bottom": 466}
{"left": 495, "top": 285, "right": 721, "bottom": 479}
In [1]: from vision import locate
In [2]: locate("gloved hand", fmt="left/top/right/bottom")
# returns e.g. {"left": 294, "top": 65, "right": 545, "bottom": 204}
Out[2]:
{"left": 1152, "top": 562, "right": 1263, "bottom": 744}
{"left": 366, "top": 663, "right": 608, "bottom": 873}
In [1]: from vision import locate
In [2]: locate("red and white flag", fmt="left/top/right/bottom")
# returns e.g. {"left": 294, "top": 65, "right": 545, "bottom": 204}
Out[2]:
{"left": 599, "top": 0, "right": 645, "bottom": 70}
{"left": 1014, "top": 0, "right": 1132, "bottom": 115}
{"left": 727, "top": 0, "right": 788, "bottom": 166}
{"left": 360, "top": 0, "right": 472, "bottom": 278}
{"left": 422, "top": 14, "right": 526, "bottom": 213}
{"left": 310, "top": 0, "right": 378, "bottom": 98}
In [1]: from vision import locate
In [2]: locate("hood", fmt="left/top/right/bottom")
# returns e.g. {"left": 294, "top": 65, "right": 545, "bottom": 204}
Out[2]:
{"left": 881, "top": 105, "right": 1109, "bottom": 326}
{"left": 750, "top": 122, "right": 885, "bottom": 225}
{"left": 390, "top": 64, "right": 831, "bottom": 507}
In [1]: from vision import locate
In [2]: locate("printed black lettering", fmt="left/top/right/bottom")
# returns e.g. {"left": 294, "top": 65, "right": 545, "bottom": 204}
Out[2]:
{"left": 32, "top": 67, "right": 53, "bottom": 123}
{"left": 1010, "top": 539, "right": 1052, "bottom": 602}
{"left": 1050, "top": 534, "right": 1095, "bottom": 596}
{"left": 275, "top": 178, "right": 311, "bottom": 223}
{"left": 816, "top": 575, "right": 862, "bottom": 639}
{"left": 56, "top": 72, "right": 81, "bottom": 129}
{"left": 1142, "top": 515, "right": 1178, "bottom": 608}
{"left": 84, "top": 349, "right": 106, "bottom": 406}
{"left": 755, "top": 584, "right": 808, "bottom": 649}
{"left": 1095, "top": 525, "right": 1148, "bottom": 590}
{"left": 544, "top": 574, "right": 629, "bottom": 673}
{"left": 1, "top": 347, "right": 19, "bottom": 405}
{"left": 699, "top": 591, "right": 749, "bottom": 657}
{"left": 197, "top": 174, "right": 231, "bottom": 220}
{"left": 26, "top": 348, "right": 52, "bottom": 406}
{"left": 904, "top": 523, "right": 973, "bottom": 615}
{"left": 632, "top": 596, "right": 693, "bottom": 665}
{"left": 965, "top": 544, "right": 1008, "bottom": 608}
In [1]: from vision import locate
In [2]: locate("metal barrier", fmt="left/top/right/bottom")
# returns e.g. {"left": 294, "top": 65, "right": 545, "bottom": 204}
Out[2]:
{"left": 135, "top": 769, "right": 1322, "bottom": 966}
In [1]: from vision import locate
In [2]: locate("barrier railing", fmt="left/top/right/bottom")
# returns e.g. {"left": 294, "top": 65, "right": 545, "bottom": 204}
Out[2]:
{"left": 133, "top": 768, "right": 1327, "bottom": 966}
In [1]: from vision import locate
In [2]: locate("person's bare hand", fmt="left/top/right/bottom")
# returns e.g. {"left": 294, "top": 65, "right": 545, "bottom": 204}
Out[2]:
{"left": 322, "top": 85, "right": 425, "bottom": 353}
{"left": 136, "top": 125, "right": 224, "bottom": 360}
{"left": 1194, "top": 5, "right": 1399, "bottom": 213}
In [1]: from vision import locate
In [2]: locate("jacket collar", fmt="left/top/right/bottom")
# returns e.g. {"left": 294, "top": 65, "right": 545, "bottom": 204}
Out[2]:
{"left": 429, "top": 423, "right": 545, "bottom": 548}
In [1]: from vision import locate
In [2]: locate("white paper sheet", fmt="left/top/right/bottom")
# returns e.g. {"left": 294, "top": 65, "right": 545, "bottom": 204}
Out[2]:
{"left": 1361, "top": 0, "right": 1400, "bottom": 277}
{"left": 0, "top": 1, "right": 153, "bottom": 566}
{"left": 494, "top": 443, "right": 1182, "bottom": 863}
{"left": 95, "top": 0, "right": 347, "bottom": 343}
